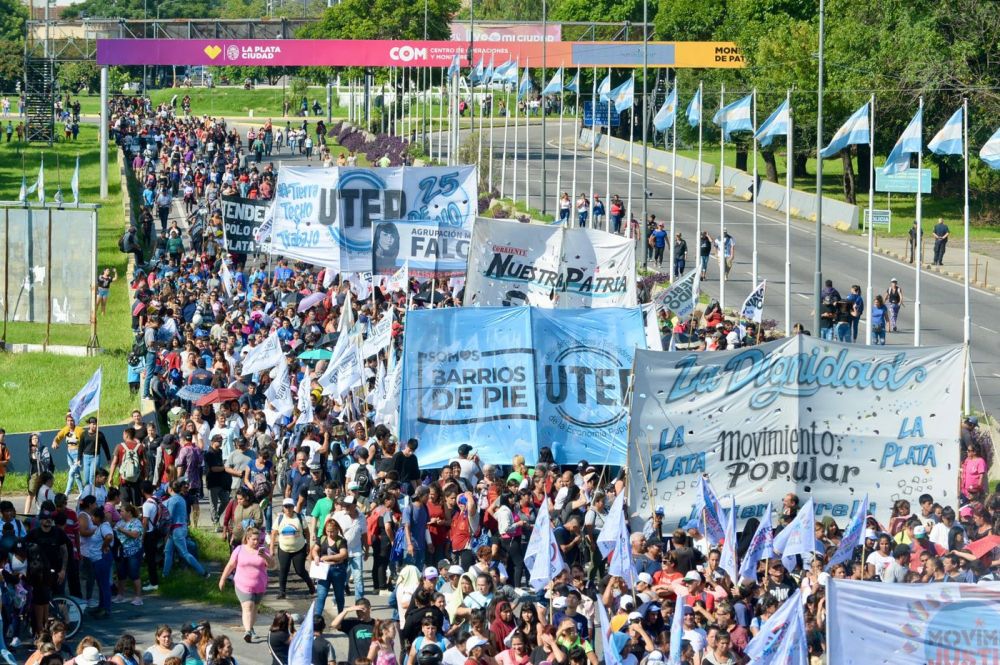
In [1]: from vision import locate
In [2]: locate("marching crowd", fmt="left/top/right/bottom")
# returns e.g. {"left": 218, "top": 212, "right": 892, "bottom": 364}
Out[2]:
{"left": 0, "top": 94, "right": 997, "bottom": 665}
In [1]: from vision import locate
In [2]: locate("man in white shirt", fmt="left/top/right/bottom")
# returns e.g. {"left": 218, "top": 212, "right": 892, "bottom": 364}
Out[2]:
{"left": 333, "top": 496, "right": 368, "bottom": 603}
{"left": 450, "top": 445, "right": 482, "bottom": 487}
{"left": 345, "top": 449, "right": 377, "bottom": 499}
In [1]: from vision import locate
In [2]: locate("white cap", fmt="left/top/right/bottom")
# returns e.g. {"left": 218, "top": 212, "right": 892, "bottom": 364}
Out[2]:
{"left": 628, "top": 611, "right": 643, "bottom": 622}
{"left": 282, "top": 497, "right": 295, "bottom": 507}
{"left": 466, "top": 637, "right": 489, "bottom": 652}
{"left": 646, "top": 651, "right": 665, "bottom": 663}
{"left": 683, "top": 570, "right": 702, "bottom": 583}
{"left": 637, "top": 572, "right": 653, "bottom": 585}
{"left": 447, "top": 565, "right": 465, "bottom": 576}
{"left": 865, "top": 528, "right": 878, "bottom": 540}
{"left": 423, "top": 566, "right": 439, "bottom": 579}
{"left": 618, "top": 594, "right": 635, "bottom": 609}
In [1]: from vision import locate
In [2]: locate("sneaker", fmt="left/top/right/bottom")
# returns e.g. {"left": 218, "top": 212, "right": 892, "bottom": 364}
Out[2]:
{"left": 131, "top": 598, "right": 144, "bottom": 606}
{"left": 244, "top": 631, "right": 252, "bottom": 643}
{"left": 203, "top": 571, "right": 212, "bottom": 580}
{"left": 142, "top": 584, "right": 159, "bottom": 592}
{"left": 87, "top": 598, "right": 99, "bottom": 608}
{"left": 112, "top": 595, "right": 127, "bottom": 604}
{"left": 10, "top": 637, "right": 20, "bottom": 648}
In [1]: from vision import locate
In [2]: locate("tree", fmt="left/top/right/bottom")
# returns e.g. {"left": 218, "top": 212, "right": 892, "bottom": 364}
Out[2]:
{"left": 57, "top": 61, "right": 101, "bottom": 93}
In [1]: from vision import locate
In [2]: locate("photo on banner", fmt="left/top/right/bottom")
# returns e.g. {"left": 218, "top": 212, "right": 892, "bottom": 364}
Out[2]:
{"left": 626, "top": 336, "right": 966, "bottom": 530}
{"left": 269, "top": 166, "right": 477, "bottom": 271}
{"left": 464, "top": 218, "right": 637, "bottom": 308}
{"left": 220, "top": 195, "right": 270, "bottom": 254}
{"left": 372, "top": 219, "right": 470, "bottom": 280}
{"left": 399, "top": 306, "right": 646, "bottom": 466}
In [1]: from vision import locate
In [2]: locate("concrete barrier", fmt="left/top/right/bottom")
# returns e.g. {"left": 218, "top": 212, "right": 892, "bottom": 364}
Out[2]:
{"left": 579, "top": 128, "right": 716, "bottom": 186}
{"left": 757, "top": 180, "right": 786, "bottom": 211}
{"left": 718, "top": 166, "right": 755, "bottom": 200}
{"left": 822, "top": 197, "right": 860, "bottom": 231}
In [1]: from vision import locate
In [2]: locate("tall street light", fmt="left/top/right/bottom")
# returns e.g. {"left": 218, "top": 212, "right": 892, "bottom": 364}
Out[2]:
{"left": 813, "top": 0, "right": 825, "bottom": 333}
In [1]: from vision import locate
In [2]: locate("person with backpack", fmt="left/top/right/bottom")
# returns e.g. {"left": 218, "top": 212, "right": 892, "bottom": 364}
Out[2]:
{"left": 175, "top": 433, "right": 205, "bottom": 528}
{"left": 140, "top": 481, "right": 166, "bottom": 591}
{"left": 243, "top": 448, "right": 274, "bottom": 533}
{"left": 345, "top": 448, "right": 376, "bottom": 505}
{"left": 109, "top": 427, "right": 147, "bottom": 506}
{"left": 119, "top": 225, "right": 144, "bottom": 267}
{"left": 270, "top": 497, "right": 315, "bottom": 600}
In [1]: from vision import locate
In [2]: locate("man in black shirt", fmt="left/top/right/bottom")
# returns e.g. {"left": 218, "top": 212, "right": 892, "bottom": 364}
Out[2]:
{"left": 391, "top": 439, "right": 421, "bottom": 490}
{"left": 670, "top": 529, "right": 703, "bottom": 575}
{"left": 26, "top": 504, "right": 70, "bottom": 633}
{"left": 555, "top": 514, "right": 584, "bottom": 567}
{"left": 819, "top": 295, "right": 837, "bottom": 341}
{"left": 331, "top": 599, "right": 375, "bottom": 664}
{"left": 310, "top": 615, "right": 336, "bottom": 665}
{"left": 932, "top": 218, "right": 950, "bottom": 265}
{"left": 204, "top": 435, "right": 229, "bottom": 528}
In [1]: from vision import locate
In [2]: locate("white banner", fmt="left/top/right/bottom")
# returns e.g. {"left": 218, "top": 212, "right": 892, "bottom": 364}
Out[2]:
{"left": 464, "top": 218, "right": 636, "bottom": 308}
{"left": 270, "top": 166, "right": 477, "bottom": 270}
{"left": 652, "top": 269, "right": 700, "bottom": 318}
{"left": 741, "top": 279, "right": 766, "bottom": 323}
{"left": 361, "top": 313, "right": 393, "bottom": 359}
{"left": 240, "top": 330, "right": 285, "bottom": 376}
{"left": 265, "top": 359, "right": 294, "bottom": 416}
{"left": 827, "top": 580, "right": 1000, "bottom": 665}
{"left": 627, "top": 336, "right": 965, "bottom": 530}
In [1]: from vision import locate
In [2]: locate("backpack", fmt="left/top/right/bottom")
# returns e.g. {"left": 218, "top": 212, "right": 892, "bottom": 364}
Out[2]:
{"left": 366, "top": 505, "right": 387, "bottom": 545}
{"left": 353, "top": 464, "right": 373, "bottom": 497}
{"left": 145, "top": 497, "right": 171, "bottom": 536}
{"left": 118, "top": 231, "right": 129, "bottom": 253}
{"left": 127, "top": 333, "right": 147, "bottom": 366}
{"left": 120, "top": 444, "right": 143, "bottom": 483}
{"left": 250, "top": 468, "right": 272, "bottom": 502}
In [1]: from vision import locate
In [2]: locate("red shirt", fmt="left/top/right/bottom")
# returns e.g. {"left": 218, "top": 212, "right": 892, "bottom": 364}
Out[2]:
{"left": 427, "top": 500, "right": 449, "bottom": 547}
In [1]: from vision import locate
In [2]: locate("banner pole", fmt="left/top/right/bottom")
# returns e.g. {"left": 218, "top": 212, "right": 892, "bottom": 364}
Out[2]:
{"left": 785, "top": 89, "right": 792, "bottom": 337}
{"left": 500, "top": 78, "right": 510, "bottom": 198}
{"left": 605, "top": 66, "right": 611, "bottom": 233}
{"left": 866, "top": 93, "right": 875, "bottom": 345}
{"left": 669, "top": 82, "right": 677, "bottom": 278}
{"left": 696, "top": 81, "right": 703, "bottom": 282}
{"left": 914, "top": 95, "right": 923, "bottom": 346}
{"left": 719, "top": 83, "right": 726, "bottom": 313}
{"left": 626, "top": 77, "right": 635, "bottom": 238}
{"left": 477, "top": 78, "right": 484, "bottom": 183}
{"left": 588, "top": 67, "right": 596, "bottom": 227}
{"left": 523, "top": 60, "right": 530, "bottom": 211}
{"left": 751, "top": 88, "right": 759, "bottom": 287}
{"left": 556, "top": 66, "right": 564, "bottom": 226}
{"left": 963, "top": 97, "right": 971, "bottom": 414}
{"left": 512, "top": 63, "right": 520, "bottom": 206}
{"left": 571, "top": 67, "right": 580, "bottom": 225}
{"left": 487, "top": 82, "right": 494, "bottom": 191}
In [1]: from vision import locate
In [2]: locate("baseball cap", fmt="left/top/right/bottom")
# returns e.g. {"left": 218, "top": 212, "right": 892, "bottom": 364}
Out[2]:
{"left": 966, "top": 416, "right": 979, "bottom": 426}
{"left": 864, "top": 528, "right": 878, "bottom": 540}
{"left": 891, "top": 277, "right": 898, "bottom": 283}
{"left": 682, "top": 571, "right": 702, "bottom": 584}
{"left": 655, "top": 506, "right": 665, "bottom": 515}
{"left": 447, "top": 565, "right": 465, "bottom": 576}
{"left": 618, "top": 594, "right": 635, "bottom": 610}
{"left": 466, "top": 637, "right": 489, "bottom": 652}
{"left": 646, "top": 651, "right": 665, "bottom": 663}
{"left": 282, "top": 498, "right": 295, "bottom": 507}
{"left": 637, "top": 572, "right": 653, "bottom": 585}
{"left": 628, "top": 611, "right": 643, "bottom": 623}
{"left": 913, "top": 525, "right": 928, "bottom": 538}
{"left": 423, "top": 566, "right": 439, "bottom": 580}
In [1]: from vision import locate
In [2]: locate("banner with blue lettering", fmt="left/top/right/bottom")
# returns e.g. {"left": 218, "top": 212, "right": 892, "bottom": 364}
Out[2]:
{"left": 372, "top": 220, "right": 470, "bottom": 279}
{"left": 627, "top": 336, "right": 965, "bottom": 529}
{"left": 827, "top": 580, "right": 1000, "bottom": 665}
{"left": 270, "top": 166, "right": 477, "bottom": 270}
{"left": 400, "top": 307, "right": 646, "bottom": 467}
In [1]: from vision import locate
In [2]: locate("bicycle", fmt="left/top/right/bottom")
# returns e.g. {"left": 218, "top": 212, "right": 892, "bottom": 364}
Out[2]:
{"left": 48, "top": 595, "right": 83, "bottom": 639}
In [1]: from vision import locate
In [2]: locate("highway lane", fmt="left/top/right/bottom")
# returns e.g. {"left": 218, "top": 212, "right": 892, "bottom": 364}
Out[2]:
{"left": 473, "top": 120, "right": 1000, "bottom": 407}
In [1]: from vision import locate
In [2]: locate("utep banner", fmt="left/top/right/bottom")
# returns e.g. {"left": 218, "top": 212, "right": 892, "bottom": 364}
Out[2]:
{"left": 372, "top": 220, "right": 469, "bottom": 279}
{"left": 627, "top": 336, "right": 965, "bottom": 529}
{"left": 221, "top": 195, "right": 269, "bottom": 254}
{"left": 827, "top": 580, "right": 1000, "bottom": 665}
{"left": 270, "top": 166, "right": 476, "bottom": 271}
{"left": 464, "top": 219, "right": 636, "bottom": 308}
{"left": 400, "top": 307, "right": 646, "bottom": 467}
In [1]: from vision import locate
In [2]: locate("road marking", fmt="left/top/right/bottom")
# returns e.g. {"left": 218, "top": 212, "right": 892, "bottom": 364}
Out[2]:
{"left": 976, "top": 324, "right": 998, "bottom": 334}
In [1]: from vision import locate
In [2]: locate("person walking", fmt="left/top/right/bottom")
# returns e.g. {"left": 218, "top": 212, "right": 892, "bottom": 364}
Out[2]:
{"left": 885, "top": 278, "right": 903, "bottom": 333}
{"left": 699, "top": 231, "right": 713, "bottom": 281}
{"left": 311, "top": 517, "right": 349, "bottom": 616}
{"left": 673, "top": 233, "right": 688, "bottom": 279}
{"left": 219, "top": 527, "right": 274, "bottom": 643}
{"left": 650, "top": 222, "right": 667, "bottom": 268}
{"left": 932, "top": 218, "right": 950, "bottom": 265}
{"left": 870, "top": 295, "right": 888, "bottom": 345}
{"left": 162, "top": 480, "right": 208, "bottom": 579}
{"left": 558, "top": 193, "right": 571, "bottom": 225}
{"left": 271, "top": 497, "right": 315, "bottom": 600}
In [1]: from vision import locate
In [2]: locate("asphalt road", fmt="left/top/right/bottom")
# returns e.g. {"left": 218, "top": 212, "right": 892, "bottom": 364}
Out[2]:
{"left": 470, "top": 120, "right": 1000, "bottom": 408}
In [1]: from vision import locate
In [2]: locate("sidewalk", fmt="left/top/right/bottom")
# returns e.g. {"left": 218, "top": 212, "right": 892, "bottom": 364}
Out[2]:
{"left": 871, "top": 233, "right": 1000, "bottom": 294}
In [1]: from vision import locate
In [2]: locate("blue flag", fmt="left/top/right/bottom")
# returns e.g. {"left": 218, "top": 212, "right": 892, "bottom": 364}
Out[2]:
{"left": 483, "top": 56, "right": 495, "bottom": 86}
{"left": 712, "top": 93, "right": 753, "bottom": 140}
{"left": 820, "top": 102, "right": 870, "bottom": 158}
{"left": 744, "top": 589, "right": 808, "bottom": 665}
{"left": 738, "top": 504, "right": 774, "bottom": 583}
{"left": 697, "top": 476, "right": 726, "bottom": 544}
{"left": 772, "top": 498, "right": 817, "bottom": 568}
{"left": 565, "top": 69, "right": 579, "bottom": 93}
{"left": 653, "top": 86, "right": 678, "bottom": 132}
{"left": 686, "top": 86, "right": 702, "bottom": 128}
{"left": 518, "top": 67, "right": 533, "bottom": 100}
{"left": 825, "top": 494, "right": 869, "bottom": 571}
{"left": 982, "top": 126, "right": 1000, "bottom": 169}
{"left": 667, "top": 594, "right": 685, "bottom": 665}
{"left": 755, "top": 99, "right": 790, "bottom": 148}
{"left": 928, "top": 107, "right": 963, "bottom": 156}
{"left": 611, "top": 77, "right": 634, "bottom": 113}
{"left": 69, "top": 367, "right": 102, "bottom": 423}
{"left": 492, "top": 59, "right": 514, "bottom": 84}
{"left": 882, "top": 107, "right": 922, "bottom": 175}
{"left": 447, "top": 55, "right": 460, "bottom": 79}
{"left": 542, "top": 67, "right": 563, "bottom": 96}
{"left": 597, "top": 492, "right": 637, "bottom": 581}
{"left": 472, "top": 57, "right": 484, "bottom": 85}
{"left": 597, "top": 74, "right": 612, "bottom": 102}
{"left": 288, "top": 602, "right": 315, "bottom": 665}
{"left": 719, "top": 496, "right": 739, "bottom": 583}
{"left": 524, "top": 500, "right": 565, "bottom": 591}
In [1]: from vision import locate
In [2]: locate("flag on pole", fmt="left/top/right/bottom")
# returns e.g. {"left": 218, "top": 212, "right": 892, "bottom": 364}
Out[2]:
{"left": 597, "top": 594, "right": 626, "bottom": 665}
{"left": 288, "top": 602, "right": 315, "bottom": 665}
{"left": 69, "top": 367, "right": 102, "bottom": 422}
{"left": 686, "top": 86, "right": 702, "bottom": 128}
{"left": 928, "top": 107, "right": 963, "bottom": 156}
{"left": 517, "top": 67, "right": 533, "bottom": 99}
{"left": 483, "top": 56, "right": 495, "bottom": 85}
{"left": 755, "top": 99, "right": 791, "bottom": 147}
{"left": 597, "top": 74, "right": 612, "bottom": 102}
{"left": 740, "top": 279, "right": 767, "bottom": 323}
{"left": 882, "top": 107, "right": 922, "bottom": 175}
{"left": 298, "top": 367, "right": 314, "bottom": 425}
{"left": 596, "top": 492, "right": 637, "bottom": 581}
{"left": 447, "top": 55, "right": 460, "bottom": 79}
{"left": 523, "top": 499, "right": 565, "bottom": 591}
{"left": 18, "top": 175, "right": 26, "bottom": 203}
{"left": 472, "top": 57, "right": 484, "bottom": 85}
{"left": 266, "top": 358, "right": 295, "bottom": 417}
{"left": 36, "top": 158, "right": 45, "bottom": 204}
{"left": 240, "top": 330, "right": 285, "bottom": 376}
{"left": 820, "top": 102, "right": 870, "bottom": 158}
{"left": 738, "top": 504, "right": 774, "bottom": 583}
{"left": 611, "top": 77, "right": 634, "bottom": 113}
{"left": 719, "top": 496, "right": 739, "bottom": 583}
{"left": 338, "top": 290, "right": 355, "bottom": 333}
{"left": 493, "top": 60, "right": 517, "bottom": 85}
{"left": 980, "top": 126, "right": 1000, "bottom": 169}
{"left": 542, "top": 67, "right": 563, "bottom": 96}
{"left": 825, "top": 494, "right": 869, "bottom": 571}
{"left": 667, "top": 594, "right": 685, "bottom": 665}
{"left": 565, "top": 69, "right": 579, "bottom": 93}
{"left": 652, "top": 269, "right": 699, "bottom": 318}
{"left": 744, "top": 589, "right": 808, "bottom": 665}
{"left": 70, "top": 156, "right": 80, "bottom": 204}
{"left": 697, "top": 476, "right": 726, "bottom": 544}
{"left": 652, "top": 86, "right": 678, "bottom": 132}
{"left": 220, "top": 260, "right": 235, "bottom": 298}
{"left": 712, "top": 93, "right": 753, "bottom": 140}
{"left": 772, "top": 498, "right": 818, "bottom": 569}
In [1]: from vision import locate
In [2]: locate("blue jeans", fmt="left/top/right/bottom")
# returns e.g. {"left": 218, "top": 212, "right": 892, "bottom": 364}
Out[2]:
{"left": 142, "top": 351, "right": 157, "bottom": 399}
{"left": 836, "top": 322, "right": 852, "bottom": 342}
{"left": 348, "top": 553, "right": 365, "bottom": 602}
{"left": 91, "top": 551, "right": 114, "bottom": 611}
{"left": 315, "top": 564, "right": 348, "bottom": 615}
{"left": 163, "top": 526, "right": 205, "bottom": 577}
{"left": 820, "top": 327, "right": 834, "bottom": 341}
{"left": 65, "top": 448, "right": 83, "bottom": 495}
{"left": 873, "top": 325, "right": 886, "bottom": 345}
{"left": 81, "top": 454, "right": 98, "bottom": 488}
{"left": 402, "top": 549, "right": 426, "bottom": 572}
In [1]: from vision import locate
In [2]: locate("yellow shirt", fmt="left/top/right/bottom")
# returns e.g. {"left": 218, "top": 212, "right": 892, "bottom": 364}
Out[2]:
{"left": 275, "top": 512, "right": 307, "bottom": 552}
{"left": 54, "top": 425, "right": 84, "bottom": 449}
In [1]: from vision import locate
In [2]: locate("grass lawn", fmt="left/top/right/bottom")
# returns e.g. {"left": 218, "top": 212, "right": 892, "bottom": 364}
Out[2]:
{"left": 155, "top": 527, "right": 241, "bottom": 607}
{"left": 0, "top": 125, "right": 136, "bottom": 433}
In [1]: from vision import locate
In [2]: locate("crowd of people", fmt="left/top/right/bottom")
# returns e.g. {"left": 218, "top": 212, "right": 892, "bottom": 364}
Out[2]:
{"left": 0, "top": 93, "right": 997, "bottom": 665}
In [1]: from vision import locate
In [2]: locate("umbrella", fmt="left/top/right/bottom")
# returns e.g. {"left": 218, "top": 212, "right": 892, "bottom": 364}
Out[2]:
{"left": 194, "top": 387, "right": 244, "bottom": 406}
{"left": 316, "top": 332, "right": 340, "bottom": 348}
{"left": 298, "top": 291, "right": 326, "bottom": 313}
{"left": 965, "top": 534, "right": 1000, "bottom": 560}
{"left": 176, "top": 384, "right": 213, "bottom": 402}
{"left": 299, "top": 348, "right": 333, "bottom": 360}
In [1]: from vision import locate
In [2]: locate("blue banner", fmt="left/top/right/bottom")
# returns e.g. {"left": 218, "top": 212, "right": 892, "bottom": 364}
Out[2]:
{"left": 400, "top": 307, "right": 645, "bottom": 466}
{"left": 583, "top": 101, "right": 620, "bottom": 128}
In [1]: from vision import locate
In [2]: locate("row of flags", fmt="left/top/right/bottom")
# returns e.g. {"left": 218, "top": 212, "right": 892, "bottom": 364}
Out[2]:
{"left": 18, "top": 156, "right": 81, "bottom": 205}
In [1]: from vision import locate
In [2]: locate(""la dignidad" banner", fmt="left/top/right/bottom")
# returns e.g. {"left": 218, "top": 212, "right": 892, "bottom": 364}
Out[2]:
{"left": 463, "top": 218, "right": 637, "bottom": 308}
{"left": 399, "top": 306, "right": 646, "bottom": 467}
{"left": 269, "top": 166, "right": 477, "bottom": 271}
{"left": 627, "top": 335, "right": 965, "bottom": 528}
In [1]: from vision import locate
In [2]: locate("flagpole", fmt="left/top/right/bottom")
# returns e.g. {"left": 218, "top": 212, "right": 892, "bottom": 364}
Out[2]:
{"left": 589, "top": 67, "right": 597, "bottom": 226}
{"left": 571, "top": 68, "right": 580, "bottom": 221}
{"left": 556, "top": 66, "right": 565, "bottom": 226}
{"left": 914, "top": 95, "right": 923, "bottom": 346}
{"left": 500, "top": 76, "right": 511, "bottom": 198}
{"left": 719, "top": 83, "right": 726, "bottom": 312}
{"left": 962, "top": 97, "right": 971, "bottom": 414}
{"left": 865, "top": 93, "right": 875, "bottom": 346}
{"left": 696, "top": 81, "right": 703, "bottom": 282}
{"left": 626, "top": 76, "right": 635, "bottom": 238}
{"left": 605, "top": 67, "right": 612, "bottom": 233}
{"left": 488, "top": 78, "right": 495, "bottom": 191}
{"left": 477, "top": 76, "right": 484, "bottom": 180}
{"left": 445, "top": 72, "right": 452, "bottom": 165}
{"left": 438, "top": 70, "right": 445, "bottom": 163}
{"left": 784, "top": 89, "right": 792, "bottom": 337}
{"left": 524, "top": 61, "right": 531, "bottom": 211}
{"left": 512, "top": 64, "right": 520, "bottom": 203}
{"left": 669, "top": 85, "right": 677, "bottom": 279}
{"left": 751, "top": 88, "right": 759, "bottom": 287}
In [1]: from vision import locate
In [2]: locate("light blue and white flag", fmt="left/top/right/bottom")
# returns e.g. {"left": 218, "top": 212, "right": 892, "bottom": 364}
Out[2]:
{"left": 825, "top": 494, "right": 869, "bottom": 571}
{"left": 524, "top": 497, "right": 565, "bottom": 590}
{"left": 820, "top": 102, "right": 870, "bottom": 158}
{"left": 981, "top": 126, "right": 1000, "bottom": 169}
{"left": 565, "top": 69, "right": 579, "bottom": 93}
{"left": 69, "top": 367, "right": 102, "bottom": 423}
{"left": 472, "top": 57, "right": 484, "bottom": 85}
{"left": 35, "top": 158, "right": 45, "bottom": 204}
{"left": 744, "top": 589, "right": 808, "bottom": 665}
{"left": 492, "top": 59, "right": 513, "bottom": 84}
{"left": 597, "top": 491, "right": 637, "bottom": 581}
{"left": 597, "top": 595, "right": 625, "bottom": 665}
{"left": 652, "top": 86, "right": 678, "bottom": 132}
{"left": 447, "top": 55, "right": 460, "bottom": 79}
{"left": 611, "top": 76, "right": 634, "bottom": 113}
{"left": 597, "top": 74, "right": 612, "bottom": 102}
{"left": 542, "top": 67, "right": 563, "bottom": 96}
{"left": 18, "top": 175, "right": 26, "bottom": 203}
{"left": 288, "top": 602, "right": 315, "bottom": 665}
{"left": 740, "top": 279, "right": 766, "bottom": 323}
{"left": 719, "top": 496, "right": 739, "bottom": 583}
{"left": 667, "top": 594, "right": 685, "bottom": 665}
{"left": 712, "top": 93, "right": 753, "bottom": 140}
{"left": 70, "top": 156, "right": 80, "bottom": 204}
{"left": 518, "top": 67, "right": 533, "bottom": 99}
{"left": 755, "top": 99, "right": 790, "bottom": 148}
{"left": 686, "top": 86, "right": 702, "bottom": 128}
{"left": 928, "top": 107, "right": 963, "bottom": 156}
{"left": 697, "top": 475, "right": 726, "bottom": 545}
{"left": 882, "top": 107, "right": 922, "bottom": 176}
{"left": 772, "top": 497, "right": 817, "bottom": 570}
{"left": 738, "top": 504, "right": 774, "bottom": 583}
{"left": 483, "top": 56, "right": 495, "bottom": 85}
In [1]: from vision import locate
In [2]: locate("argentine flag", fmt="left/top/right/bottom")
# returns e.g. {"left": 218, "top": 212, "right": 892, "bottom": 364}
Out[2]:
{"left": 542, "top": 67, "right": 563, "bottom": 96}
{"left": 611, "top": 77, "right": 634, "bottom": 113}
{"left": 564, "top": 69, "right": 579, "bottom": 93}
{"left": 882, "top": 107, "right": 922, "bottom": 175}
{"left": 652, "top": 86, "right": 678, "bottom": 132}
{"left": 517, "top": 67, "right": 533, "bottom": 99}
{"left": 686, "top": 86, "right": 702, "bottom": 128}
{"left": 928, "top": 107, "right": 963, "bottom": 156}
{"left": 820, "top": 102, "right": 869, "bottom": 158}
{"left": 597, "top": 74, "right": 612, "bottom": 102}
{"left": 981, "top": 126, "right": 1000, "bottom": 170}
{"left": 712, "top": 93, "right": 753, "bottom": 140}
{"left": 447, "top": 55, "right": 460, "bottom": 79}
{"left": 755, "top": 99, "right": 790, "bottom": 147}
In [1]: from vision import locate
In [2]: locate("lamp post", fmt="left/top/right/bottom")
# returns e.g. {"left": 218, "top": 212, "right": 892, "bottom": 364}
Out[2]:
{"left": 813, "top": 0, "right": 825, "bottom": 333}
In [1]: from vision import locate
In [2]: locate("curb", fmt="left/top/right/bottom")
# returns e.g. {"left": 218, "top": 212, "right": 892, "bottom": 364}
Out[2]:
{"left": 872, "top": 246, "right": 1000, "bottom": 294}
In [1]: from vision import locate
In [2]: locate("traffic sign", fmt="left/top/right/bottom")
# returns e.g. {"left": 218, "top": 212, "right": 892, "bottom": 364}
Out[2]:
{"left": 864, "top": 208, "right": 891, "bottom": 231}
{"left": 583, "top": 101, "right": 620, "bottom": 128}
{"left": 875, "top": 167, "right": 932, "bottom": 194}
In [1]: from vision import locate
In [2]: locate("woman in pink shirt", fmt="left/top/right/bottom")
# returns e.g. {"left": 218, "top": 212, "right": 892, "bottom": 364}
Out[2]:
{"left": 219, "top": 527, "right": 274, "bottom": 643}
{"left": 961, "top": 442, "right": 987, "bottom": 503}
